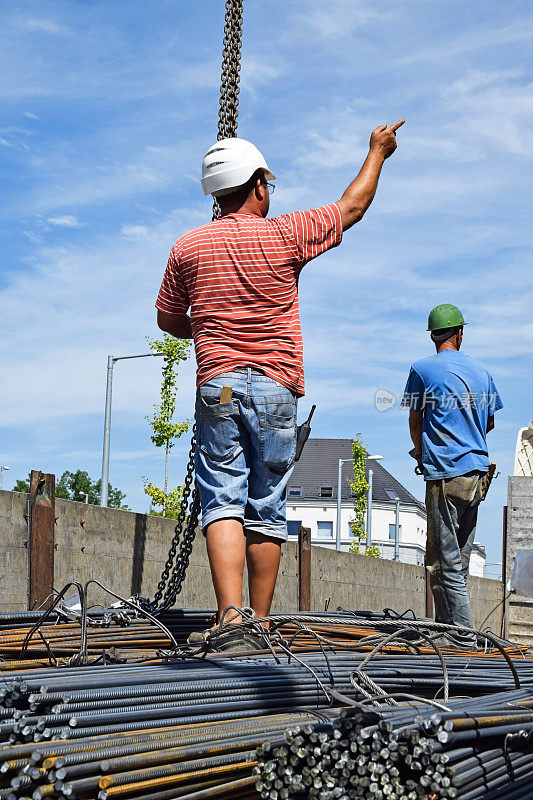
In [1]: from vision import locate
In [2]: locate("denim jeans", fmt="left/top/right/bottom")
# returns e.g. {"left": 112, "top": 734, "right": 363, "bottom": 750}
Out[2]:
{"left": 195, "top": 368, "right": 297, "bottom": 540}
{"left": 425, "top": 472, "right": 485, "bottom": 642}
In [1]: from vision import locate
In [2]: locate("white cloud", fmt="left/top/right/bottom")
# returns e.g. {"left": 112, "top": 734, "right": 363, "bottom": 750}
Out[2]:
{"left": 18, "top": 140, "right": 202, "bottom": 217}
{"left": 398, "top": 18, "right": 533, "bottom": 64}
{"left": 287, "top": 0, "right": 395, "bottom": 40}
{"left": 47, "top": 215, "right": 82, "bottom": 228}
{"left": 121, "top": 225, "right": 149, "bottom": 240}
{"left": 0, "top": 205, "right": 205, "bottom": 428}
{"left": 241, "top": 56, "right": 284, "bottom": 95}
{"left": 442, "top": 70, "right": 533, "bottom": 157}
{"left": 19, "top": 18, "right": 71, "bottom": 36}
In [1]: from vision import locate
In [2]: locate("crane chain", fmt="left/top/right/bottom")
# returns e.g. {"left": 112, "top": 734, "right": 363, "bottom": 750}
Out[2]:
{"left": 218, "top": 0, "right": 244, "bottom": 140}
{"left": 146, "top": 0, "right": 244, "bottom": 614}
{"left": 213, "top": 0, "right": 244, "bottom": 220}
{"left": 149, "top": 428, "right": 200, "bottom": 612}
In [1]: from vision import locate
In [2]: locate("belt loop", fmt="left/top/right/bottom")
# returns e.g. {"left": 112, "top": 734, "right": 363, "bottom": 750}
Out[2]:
{"left": 247, "top": 367, "right": 252, "bottom": 398}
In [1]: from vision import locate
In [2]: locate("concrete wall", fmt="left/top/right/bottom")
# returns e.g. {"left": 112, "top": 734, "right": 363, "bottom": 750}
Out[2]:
{"left": 0, "top": 489, "right": 504, "bottom": 636}
{"left": 505, "top": 477, "right": 533, "bottom": 649}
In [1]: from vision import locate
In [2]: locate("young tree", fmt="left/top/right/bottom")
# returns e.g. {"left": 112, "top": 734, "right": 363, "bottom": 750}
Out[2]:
{"left": 348, "top": 435, "right": 380, "bottom": 557}
{"left": 142, "top": 333, "right": 191, "bottom": 517}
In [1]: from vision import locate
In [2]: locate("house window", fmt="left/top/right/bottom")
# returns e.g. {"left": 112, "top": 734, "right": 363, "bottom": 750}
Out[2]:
{"left": 287, "top": 520, "right": 301, "bottom": 537}
{"left": 288, "top": 486, "right": 302, "bottom": 497}
{"left": 317, "top": 521, "right": 333, "bottom": 538}
{"left": 385, "top": 489, "right": 399, "bottom": 501}
{"left": 389, "top": 524, "right": 402, "bottom": 540}
{"left": 319, "top": 486, "right": 333, "bottom": 498}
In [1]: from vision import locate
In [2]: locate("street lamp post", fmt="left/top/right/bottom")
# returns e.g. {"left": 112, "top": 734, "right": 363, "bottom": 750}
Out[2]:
{"left": 0, "top": 466, "right": 9, "bottom": 490}
{"left": 336, "top": 458, "right": 352, "bottom": 551}
{"left": 394, "top": 497, "right": 401, "bottom": 561}
{"left": 100, "top": 352, "right": 163, "bottom": 508}
{"left": 336, "top": 454, "right": 383, "bottom": 552}
{"left": 365, "top": 455, "right": 383, "bottom": 548}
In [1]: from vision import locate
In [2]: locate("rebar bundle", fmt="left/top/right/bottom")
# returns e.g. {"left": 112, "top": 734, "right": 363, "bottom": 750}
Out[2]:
{"left": 1, "top": 604, "right": 531, "bottom": 799}
{"left": 255, "top": 691, "right": 533, "bottom": 799}
{"left": 1, "top": 711, "right": 331, "bottom": 799}
{"left": 0, "top": 610, "right": 215, "bottom": 669}
{"left": 2, "top": 650, "right": 533, "bottom": 746}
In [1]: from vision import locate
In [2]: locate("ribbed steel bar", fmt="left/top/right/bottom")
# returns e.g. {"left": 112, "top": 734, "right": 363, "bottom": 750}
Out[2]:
{"left": 255, "top": 690, "right": 533, "bottom": 800}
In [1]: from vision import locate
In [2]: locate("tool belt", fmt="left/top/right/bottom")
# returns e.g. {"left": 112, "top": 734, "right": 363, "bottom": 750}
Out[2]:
{"left": 480, "top": 463, "right": 498, "bottom": 502}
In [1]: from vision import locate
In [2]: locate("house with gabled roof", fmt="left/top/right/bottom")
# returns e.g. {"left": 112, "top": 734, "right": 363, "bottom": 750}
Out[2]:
{"left": 286, "top": 438, "right": 486, "bottom": 575}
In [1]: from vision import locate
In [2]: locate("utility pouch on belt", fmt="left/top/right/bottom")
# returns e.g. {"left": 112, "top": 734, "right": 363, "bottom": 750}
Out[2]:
{"left": 295, "top": 405, "right": 316, "bottom": 462}
{"left": 480, "top": 463, "right": 498, "bottom": 502}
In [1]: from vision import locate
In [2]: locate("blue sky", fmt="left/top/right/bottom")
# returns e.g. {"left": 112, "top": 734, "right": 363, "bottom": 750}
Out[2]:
{"left": 1, "top": 0, "right": 531, "bottom": 579}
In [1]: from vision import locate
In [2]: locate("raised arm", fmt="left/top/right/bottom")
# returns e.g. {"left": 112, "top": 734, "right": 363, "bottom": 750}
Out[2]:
{"left": 337, "top": 120, "right": 405, "bottom": 231}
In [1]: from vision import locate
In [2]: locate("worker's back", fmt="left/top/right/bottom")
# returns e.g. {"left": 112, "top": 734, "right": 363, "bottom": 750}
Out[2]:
{"left": 405, "top": 350, "right": 503, "bottom": 479}
{"left": 156, "top": 204, "right": 342, "bottom": 395}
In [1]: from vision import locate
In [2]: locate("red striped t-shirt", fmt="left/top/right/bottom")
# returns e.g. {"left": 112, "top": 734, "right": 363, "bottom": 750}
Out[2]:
{"left": 156, "top": 204, "right": 343, "bottom": 396}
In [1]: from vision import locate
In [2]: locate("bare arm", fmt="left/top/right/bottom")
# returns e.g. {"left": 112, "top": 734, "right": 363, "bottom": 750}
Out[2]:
{"left": 157, "top": 309, "right": 193, "bottom": 339}
{"left": 409, "top": 409, "right": 424, "bottom": 459}
{"left": 337, "top": 120, "right": 405, "bottom": 231}
{"left": 486, "top": 415, "right": 495, "bottom": 433}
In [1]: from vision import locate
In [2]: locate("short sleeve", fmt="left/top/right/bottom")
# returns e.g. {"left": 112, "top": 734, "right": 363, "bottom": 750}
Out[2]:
{"left": 487, "top": 375, "right": 503, "bottom": 414}
{"left": 156, "top": 251, "right": 189, "bottom": 315}
{"left": 402, "top": 368, "right": 426, "bottom": 411}
{"left": 273, "top": 203, "right": 343, "bottom": 267}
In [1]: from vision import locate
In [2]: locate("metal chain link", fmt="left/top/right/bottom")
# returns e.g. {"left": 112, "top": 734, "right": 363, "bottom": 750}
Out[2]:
{"left": 213, "top": 0, "right": 244, "bottom": 221}
{"left": 148, "top": 1, "right": 244, "bottom": 614}
{"left": 149, "top": 428, "right": 199, "bottom": 611}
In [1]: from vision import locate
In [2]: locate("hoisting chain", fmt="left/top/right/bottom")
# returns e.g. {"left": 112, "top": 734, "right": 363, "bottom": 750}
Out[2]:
{"left": 213, "top": 0, "right": 244, "bottom": 220}
{"left": 147, "top": 0, "right": 244, "bottom": 614}
{"left": 217, "top": 0, "right": 244, "bottom": 141}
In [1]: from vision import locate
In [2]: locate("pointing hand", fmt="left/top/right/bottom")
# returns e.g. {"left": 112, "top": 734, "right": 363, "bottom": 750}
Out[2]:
{"left": 369, "top": 119, "right": 405, "bottom": 160}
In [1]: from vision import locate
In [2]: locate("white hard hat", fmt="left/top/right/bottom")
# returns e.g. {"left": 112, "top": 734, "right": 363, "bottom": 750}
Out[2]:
{"left": 201, "top": 137, "right": 276, "bottom": 197}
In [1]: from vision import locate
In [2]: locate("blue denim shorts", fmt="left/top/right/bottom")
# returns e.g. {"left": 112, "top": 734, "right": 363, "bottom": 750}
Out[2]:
{"left": 195, "top": 368, "right": 298, "bottom": 541}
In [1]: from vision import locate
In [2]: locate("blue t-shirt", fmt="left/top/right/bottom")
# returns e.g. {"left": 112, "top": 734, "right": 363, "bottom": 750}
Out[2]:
{"left": 403, "top": 350, "right": 503, "bottom": 480}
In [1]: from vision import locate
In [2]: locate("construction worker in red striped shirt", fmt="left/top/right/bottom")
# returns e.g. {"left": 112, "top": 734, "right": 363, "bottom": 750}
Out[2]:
{"left": 156, "top": 120, "right": 404, "bottom": 650}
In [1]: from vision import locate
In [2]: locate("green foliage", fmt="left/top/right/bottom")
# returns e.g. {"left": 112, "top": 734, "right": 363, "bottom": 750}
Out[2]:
{"left": 348, "top": 434, "right": 369, "bottom": 539}
{"left": 146, "top": 335, "right": 191, "bottom": 451}
{"left": 350, "top": 540, "right": 381, "bottom": 558}
{"left": 13, "top": 475, "right": 30, "bottom": 493}
{"left": 142, "top": 480, "right": 184, "bottom": 519}
{"left": 13, "top": 470, "right": 129, "bottom": 509}
{"left": 348, "top": 434, "right": 380, "bottom": 558}
{"left": 143, "top": 333, "right": 191, "bottom": 516}
{"left": 56, "top": 470, "right": 95, "bottom": 502}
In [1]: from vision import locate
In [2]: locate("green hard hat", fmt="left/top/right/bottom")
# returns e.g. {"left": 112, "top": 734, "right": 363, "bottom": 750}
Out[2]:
{"left": 427, "top": 304, "right": 466, "bottom": 331}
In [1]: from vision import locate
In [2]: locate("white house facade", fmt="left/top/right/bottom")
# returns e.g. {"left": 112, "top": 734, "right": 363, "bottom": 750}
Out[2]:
{"left": 286, "top": 438, "right": 486, "bottom": 577}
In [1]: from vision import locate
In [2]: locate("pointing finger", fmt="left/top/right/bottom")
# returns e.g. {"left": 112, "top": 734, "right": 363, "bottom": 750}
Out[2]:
{"left": 388, "top": 118, "right": 406, "bottom": 133}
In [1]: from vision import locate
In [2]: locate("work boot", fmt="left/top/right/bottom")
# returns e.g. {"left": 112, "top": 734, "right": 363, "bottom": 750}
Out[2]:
{"left": 186, "top": 607, "right": 256, "bottom": 646}
{"left": 430, "top": 632, "right": 478, "bottom": 652}
{"left": 186, "top": 626, "right": 217, "bottom": 645}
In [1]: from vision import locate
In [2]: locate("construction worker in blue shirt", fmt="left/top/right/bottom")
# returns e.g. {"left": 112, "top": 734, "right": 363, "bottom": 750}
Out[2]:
{"left": 403, "top": 304, "right": 503, "bottom": 646}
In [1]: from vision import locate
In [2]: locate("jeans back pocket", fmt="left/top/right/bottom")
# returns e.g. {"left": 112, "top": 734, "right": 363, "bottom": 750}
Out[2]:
{"left": 259, "top": 406, "right": 297, "bottom": 474}
{"left": 198, "top": 396, "right": 240, "bottom": 462}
